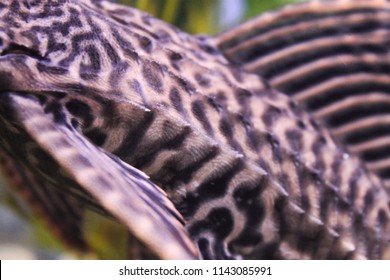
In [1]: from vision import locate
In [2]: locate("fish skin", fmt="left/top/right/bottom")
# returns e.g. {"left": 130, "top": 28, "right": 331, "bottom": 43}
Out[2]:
{"left": 0, "top": 0, "right": 389, "bottom": 259}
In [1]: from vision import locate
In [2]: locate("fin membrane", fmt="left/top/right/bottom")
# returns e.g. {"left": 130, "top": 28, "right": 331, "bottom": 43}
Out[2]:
{"left": 0, "top": 92, "right": 197, "bottom": 259}
{"left": 216, "top": 0, "right": 390, "bottom": 187}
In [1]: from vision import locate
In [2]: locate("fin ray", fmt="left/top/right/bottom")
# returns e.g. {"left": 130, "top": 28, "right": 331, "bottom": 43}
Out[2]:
{"left": 4, "top": 92, "right": 197, "bottom": 260}
{"left": 216, "top": 0, "right": 390, "bottom": 185}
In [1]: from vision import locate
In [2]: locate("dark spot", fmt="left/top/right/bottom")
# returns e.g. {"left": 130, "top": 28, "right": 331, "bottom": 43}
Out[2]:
{"left": 197, "top": 238, "right": 212, "bottom": 260}
{"left": 102, "top": 40, "right": 120, "bottom": 64}
{"left": 79, "top": 72, "right": 99, "bottom": 80}
{"left": 0, "top": 72, "right": 16, "bottom": 92}
{"left": 207, "top": 96, "right": 223, "bottom": 112}
{"left": 266, "top": 132, "right": 282, "bottom": 163}
{"left": 138, "top": 36, "right": 152, "bottom": 52}
{"left": 219, "top": 116, "right": 233, "bottom": 139}
{"left": 65, "top": 99, "right": 94, "bottom": 128}
{"left": 1, "top": 42, "right": 45, "bottom": 60}
{"left": 184, "top": 158, "right": 243, "bottom": 216}
{"left": 353, "top": 213, "right": 365, "bottom": 234}
{"left": 296, "top": 225, "right": 323, "bottom": 254}
{"left": 273, "top": 196, "right": 289, "bottom": 238}
{"left": 377, "top": 209, "right": 389, "bottom": 227}
{"left": 37, "top": 63, "right": 68, "bottom": 75}
{"left": 192, "top": 100, "right": 213, "bottom": 135}
{"left": 142, "top": 14, "right": 152, "bottom": 26}
{"left": 347, "top": 170, "right": 360, "bottom": 206}
{"left": 169, "top": 87, "right": 184, "bottom": 114}
{"left": 194, "top": 72, "right": 210, "bottom": 87}
{"left": 231, "top": 179, "right": 266, "bottom": 250}
{"left": 169, "top": 51, "right": 183, "bottom": 61}
{"left": 301, "top": 194, "right": 310, "bottom": 211}
{"left": 230, "top": 231, "right": 263, "bottom": 250}
{"left": 238, "top": 113, "right": 260, "bottom": 151}
{"left": 286, "top": 129, "right": 302, "bottom": 152}
{"left": 363, "top": 190, "right": 375, "bottom": 213}
{"left": 156, "top": 29, "right": 171, "bottom": 41}
{"left": 312, "top": 135, "right": 326, "bottom": 154}
{"left": 262, "top": 105, "right": 282, "bottom": 127}
{"left": 198, "top": 158, "right": 242, "bottom": 197}
{"left": 208, "top": 208, "right": 234, "bottom": 239}
{"left": 179, "top": 192, "right": 200, "bottom": 218}
{"left": 337, "top": 197, "right": 351, "bottom": 213}
{"left": 200, "top": 42, "right": 218, "bottom": 54}
{"left": 297, "top": 119, "right": 306, "bottom": 129}
{"left": 319, "top": 184, "right": 336, "bottom": 222}
{"left": 277, "top": 172, "right": 290, "bottom": 193}
{"left": 256, "top": 242, "right": 281, "bottom": 259}
{"left": 79, "top": 45, "right": 101, "bottom": 80}
{"left": 233, "top": 182, "right": 264, "bottom": 211}
{"left": 44, "top": 100, "right": 66, "bottom": 124}
{"left": 235, "top": 88, "right": 252, "bottom": 106}
{"left": 36, "top": 94, "right": 47, "bottom": 105}
{"left": 84, "top": 129, "right": 107, "bottom": 147}
{"left": 175, "top": 76, "right": 195, "bottom": 94}
{"left": 112, "top": 111, "right": 155, "bottom": 163}
{"left": 142, "top": 61, "right": 163, "bottom": 92}
{"left": 310, "top": 118, "right": 321, "bottom": 131}
{"left": 85, "top": 45, "right": 101, "bottom": 71}
{"left": 124, "top": 48, "right": 139, "bottom": 62}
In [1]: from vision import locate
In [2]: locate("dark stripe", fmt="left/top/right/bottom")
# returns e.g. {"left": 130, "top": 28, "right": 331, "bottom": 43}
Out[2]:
{"left": 304, "top": 82, "right": 390, "bottom": 112}
{"left": 344, "top": 122, "right": 390, "bottom": 145}
{"left": 273, "top": 60, "right": 390, "bottom": 96}
{"left": 37, "top": 63, "right": 69, "bottom": 75}
{"left": 102, "top": 39, "right": 120, "bottom": 64}
{"left": 112, "top": 110, "right": 155, "bottom": 160}
{"left": 184, "top": 156, "right": 244, "bottom": 217}
{"left": 159, "top": 142, "right": 220, "bottom": 187}
{"left": 65, "top": 99, "right": 94, "bottom": 128}
{"left": 142, "top": 60, "right": 164, "bottom": 93}
{"left": 191, "top": 100, "right": 214, "bottom": 136}
{"left": 221, "top": 9, "right": 389, "bottom": 60}
{"left": 325, "top": 102, "right": 390, "bottom": 128}
{"left": 132, "top": 123, "right": 191, "bottom": 169}
{"left": 169, "top": 87, "right": 186, "bottom": 117}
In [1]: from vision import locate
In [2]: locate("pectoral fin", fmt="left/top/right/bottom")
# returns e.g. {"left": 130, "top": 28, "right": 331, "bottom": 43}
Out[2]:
{"left": 1, "top": 92, "right": 198, "bottom": 259}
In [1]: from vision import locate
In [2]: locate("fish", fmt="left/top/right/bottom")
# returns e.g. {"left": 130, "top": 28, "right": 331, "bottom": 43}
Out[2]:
{"left": 0, "top": 0, "right": 389, "bottom": 259}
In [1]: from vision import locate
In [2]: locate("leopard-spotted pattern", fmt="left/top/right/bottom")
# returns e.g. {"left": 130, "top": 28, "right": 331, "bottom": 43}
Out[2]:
{"left": 0, "top": 0, "right": 389, "bottom": 259}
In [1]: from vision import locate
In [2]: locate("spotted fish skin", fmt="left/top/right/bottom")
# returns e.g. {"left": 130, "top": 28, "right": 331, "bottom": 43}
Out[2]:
{"left": 0, "top": 0, "right": 389, "bottom": 259}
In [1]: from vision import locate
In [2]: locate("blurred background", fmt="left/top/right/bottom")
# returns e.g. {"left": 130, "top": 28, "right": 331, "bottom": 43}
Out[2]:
{"left": 119, "top": 0, "right": 305, "bottom": 34}
{"left": 0, "top": 0, "right": 304, "bottom": 259}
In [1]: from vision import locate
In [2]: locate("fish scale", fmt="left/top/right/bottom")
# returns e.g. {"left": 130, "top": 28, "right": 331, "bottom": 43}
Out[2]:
{"left": 0, "top": 0, "right": 390, "bottom": 259}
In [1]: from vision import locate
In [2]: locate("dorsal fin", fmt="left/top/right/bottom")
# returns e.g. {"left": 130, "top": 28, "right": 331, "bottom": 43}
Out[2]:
{"left": 215, "top": 0, "right": 390, "bottom": 187}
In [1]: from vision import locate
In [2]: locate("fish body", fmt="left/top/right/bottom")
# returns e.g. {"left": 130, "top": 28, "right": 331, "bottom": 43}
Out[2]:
{"left": 0, "top": 0, "right": 389, "bottom": 259}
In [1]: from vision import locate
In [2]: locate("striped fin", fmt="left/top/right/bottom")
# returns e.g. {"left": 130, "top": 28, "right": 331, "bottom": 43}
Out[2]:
{"left": 216, "top": 0, "right": 390, "bottom": 187}
{"left": 4, "top": 92, "right": 198, "bottom": 260}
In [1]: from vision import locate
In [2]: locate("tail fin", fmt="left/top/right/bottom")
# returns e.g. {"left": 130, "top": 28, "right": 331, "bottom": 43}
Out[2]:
{"left": 216, "top": 0, "right": 390, "bottom": 187}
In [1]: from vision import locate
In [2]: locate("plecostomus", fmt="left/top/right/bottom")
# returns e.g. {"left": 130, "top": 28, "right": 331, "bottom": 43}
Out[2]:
{"left": 0, "top": 0, "right": 390, "bottom": 259}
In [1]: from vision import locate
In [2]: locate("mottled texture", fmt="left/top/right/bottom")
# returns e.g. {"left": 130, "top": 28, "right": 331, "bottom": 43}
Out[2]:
{"left": 0, "top": 0, "right": 389, "bottom": 259}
